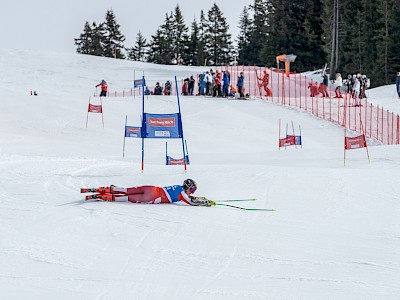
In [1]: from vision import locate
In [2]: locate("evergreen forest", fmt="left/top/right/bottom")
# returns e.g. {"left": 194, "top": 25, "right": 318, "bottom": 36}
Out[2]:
{"left": 74, "top": 1, "right": 400, "bottom": 87}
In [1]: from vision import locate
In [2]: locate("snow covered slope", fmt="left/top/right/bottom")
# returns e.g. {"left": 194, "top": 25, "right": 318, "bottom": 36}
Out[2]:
{"left": 1, "top": 49, "right": 399, "bottom": 299}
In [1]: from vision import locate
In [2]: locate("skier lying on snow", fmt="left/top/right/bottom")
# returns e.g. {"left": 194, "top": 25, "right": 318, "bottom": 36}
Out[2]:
{"left": 82, "top": 179, "right": 216, "bottom": 207}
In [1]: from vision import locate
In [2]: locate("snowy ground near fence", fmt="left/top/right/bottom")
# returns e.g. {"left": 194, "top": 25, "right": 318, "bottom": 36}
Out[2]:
{"left": 1, "top": 48, "right": 400, "bottom": 299}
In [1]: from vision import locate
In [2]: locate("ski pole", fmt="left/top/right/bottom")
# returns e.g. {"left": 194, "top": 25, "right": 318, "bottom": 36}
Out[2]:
{"left": 216, "top": 203, "right": 275, "bottom": 211}
{"left": 213, "top": 198, "right": 256, "bottom": 203}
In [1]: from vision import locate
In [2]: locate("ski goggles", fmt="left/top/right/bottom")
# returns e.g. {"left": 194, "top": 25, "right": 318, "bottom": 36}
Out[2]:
{"left": 187, "top": 185, "right": 197, "bottom": 193}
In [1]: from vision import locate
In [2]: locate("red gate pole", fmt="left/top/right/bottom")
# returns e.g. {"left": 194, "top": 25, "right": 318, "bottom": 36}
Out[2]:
{"left": 376, "top": 105, "right": 379, "bottom": 140}
{"left": 387, "top": 110, "right": 390, "bottom": 144}
{"left": 359, "top": 111, "right": 371, "bottom": 163}
{"left": 369, "top": 102, "right": 372, "bottom": 138}
{"left": 381, "top": 107, "right": 384, "bottom": 143}
{"left": 364, "top": 99, "right": 367, "bottom": 134}
{"left": 277, "top": 68, "right": 280, "bottom": 103}
{"left": 278, "top": 119, "right": 281, "bottom": 150}
{"left": 299, "top": 75, "right": 302, "bottom": 109}
{"left": 242, "top": 65, "right": 247, "bottom": 97}
{"left": 270, "top": 67, "right": 274, "bottom": 102}
{"left": 282, "top": 72, "right": 284, "bottom": 104}
{"left": 397, "top": 115, "right": 400, "bottom": 144}
{"left": 392, "top": 112, "right": 394, "bottom": 144}
{"left": 86, "top": 97, "right": 91, "bottom": 128}
{"left": 348, "top": 101, "right": 350, "bottom": 129}
{"left": 100, "top": 96, "right": 104, "bottom": 128}
{"left": 295, "top": 73, "right": 297, "bottom": 107}
{"left": 286, "top": 71, "right": 292, "bottom": 106}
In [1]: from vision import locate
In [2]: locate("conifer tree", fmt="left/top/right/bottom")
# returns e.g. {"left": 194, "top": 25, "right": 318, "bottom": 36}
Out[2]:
{"left": 197, "top": 10, "right": 208, "bottom": 66}
{"left": 89, "top": 22, "right": 106, "bottom": 57}
{"left": 147, "top": 13, "right": 174, "bottom": 64}
{"left": 102, "top": 9, "right": 126, "bottom": 59}
{"left": 184, "top": 18, "right": 200, "bottom": 65}
{"left": 259, "top": 0, "right": 326, "bottom": 71}
{"left": 247, "top": 0, "right": 270, "bottom": 65}
{"left": 205, "top": 3, "right": 233, "bottom": 65}
{"left": 172, "top": 5, "right": 189, "bottom": 64}
{"left": 74, "top": 21, "right": 93, "bottom": 55}
{"left": 160, "top": 12, "right": 175, "bottom": 64}
{"left": 237, "top": 6, "right": 252, "bottom": 65}
{"left": 386, "top": 0, "right": 400, "bottom": 83}
{"left": 147, "top": 28, "right": 165, "bottom": 64}
{"left": 126, "top": 31, "right": 147, "bottom": 61}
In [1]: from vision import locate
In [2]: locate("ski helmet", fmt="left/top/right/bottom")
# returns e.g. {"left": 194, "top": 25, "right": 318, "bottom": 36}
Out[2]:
{"left": 183, "top": 179, "right": 197, "bottom": 193}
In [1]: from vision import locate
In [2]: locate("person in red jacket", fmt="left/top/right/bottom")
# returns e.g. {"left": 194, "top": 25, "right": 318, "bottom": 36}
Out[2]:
{"left": 96, "top": 80, "right": 108, "bottom": 97}
{"left": 256, "top": 70, "right": 272, "bottom": 97}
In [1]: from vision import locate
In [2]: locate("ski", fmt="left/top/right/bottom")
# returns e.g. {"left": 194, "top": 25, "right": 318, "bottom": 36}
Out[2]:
{"left": 213, "top": 198, "right": 256, "bottom": 203}
{"left": 81, "top": 187, "right": 111, "bottom": 194}
{"left": 216, "top": 203, "right": 275, "bottom": 211}
{"left": 85, "top": 193, "right": 114, "bottom": 201}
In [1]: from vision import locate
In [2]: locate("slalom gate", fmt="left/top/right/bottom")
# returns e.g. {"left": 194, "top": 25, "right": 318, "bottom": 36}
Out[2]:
{"left": 278, "top": 120, "right": 302, "bottom": 150}
{"left": 122, "top": 115, "right": 142, "bottom": 158}
{"left": 120, "top": 76, "right": 189, "bottom": 171}
{"left": 86, "top": 96, "right": 104, "bottom": 128}
{"left": 165, "top": 141, "right": 190, "bottom": 165}
{"left": 342, "top": 97, "right": 370, "bottom": 165}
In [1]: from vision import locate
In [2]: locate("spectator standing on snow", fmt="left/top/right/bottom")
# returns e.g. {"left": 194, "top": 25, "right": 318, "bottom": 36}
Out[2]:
{"left": 353, "top": 73, "right": 361, "bottom": 106}
{"left": 96, "top": 80, "right": 108, "bottom": 97}
{"left": 213, "top": 71, "right": 223, "bottom": 97}
{"left": 334, "top": 73, "right": 343, "bottom": 98}
{"left": 198, "top": 74, "right": 204, "bottom": 95}
{"left": 222, "top": 71, "right": 230, "bottom": 97}
{"left": 154, "top": 82, "right": 163, "bottom": 95}
{"left": 237, "top": 72, "right": 245, "bottom": 99}
{"left": 204, "top": 71, "right": 213, "bottom": 96}
{"left": 164, "top": 81, "right": 172, "bottom": 95}
{"left": 345, "top": 74, "right": 354, "bottom": 95}
{"left": 182, "top": 78, "right": 189, "bottom": 96}
{"left": 396, "top": 72, "right": 400, "bottom": 98}
{"left": 188, "top": 76, "right": 195, "bottom": 96}
{"left": 321, "top": 73, "right": 329, "bottom": 97}
{"left": 256, "top": 70, "right": 273, "bottom": 97}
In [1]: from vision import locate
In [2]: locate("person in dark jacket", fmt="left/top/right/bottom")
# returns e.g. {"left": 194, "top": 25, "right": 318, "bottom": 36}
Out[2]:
{"left": 321, "top": 73, "right": 329, "bottom": 97}
{"left": 182, "top": 78, "right": 189, "bottom": 95}
{"left": 237, "top": 72, "right": 245, "bottom": 98}
{"left": 396, "top": 72, "right": 400, "bottom": 98}
{"left": 188, "top": 76, "right": 195, "bottom": 96}
{"left": 154, "top": 82, "right": 163, "bottom": 95}
{"left": 164, "top": 81, "right": 172, "bottom": 95}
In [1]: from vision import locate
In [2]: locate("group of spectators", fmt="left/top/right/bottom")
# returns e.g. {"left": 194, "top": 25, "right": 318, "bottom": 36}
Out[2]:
{"left": 341, "top": 73, "right": 370, "bottom": 106}
{"left": 198, "top": 69, "right": 246, "bottom": 99}
{"left": 308, "top": 72, "right": 371, "bottom": 106}
{"left": 144, "top": 81, "right": 172, "bottom": 96}
{"left": 144, "top": 69, "right": 247, "bottom": 99}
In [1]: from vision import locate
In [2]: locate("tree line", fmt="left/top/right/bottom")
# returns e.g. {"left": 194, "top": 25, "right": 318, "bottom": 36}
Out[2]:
{"left": 74, "top": 1, "right": 400, "bottom": 87}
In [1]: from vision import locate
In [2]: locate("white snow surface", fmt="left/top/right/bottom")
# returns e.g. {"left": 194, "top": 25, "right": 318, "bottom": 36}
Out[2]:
{"left": 1, "top": 49, "right": 400, "bottom": 299}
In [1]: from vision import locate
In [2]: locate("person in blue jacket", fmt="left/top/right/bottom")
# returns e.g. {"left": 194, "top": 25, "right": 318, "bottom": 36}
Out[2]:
{"left": 396, "top": 71, "right": 400, "bottom": 98}
{"left": 222, "top": 71, "right": 230, "bottom": 97}
{"left": 237, "top": 72, "right": 245, "bottom": 98}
